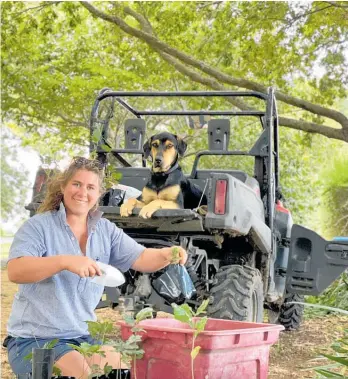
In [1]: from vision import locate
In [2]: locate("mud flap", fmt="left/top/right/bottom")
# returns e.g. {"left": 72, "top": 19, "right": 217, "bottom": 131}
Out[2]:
{"left": 286, "top": 225, "right": 348, "bottom": 295}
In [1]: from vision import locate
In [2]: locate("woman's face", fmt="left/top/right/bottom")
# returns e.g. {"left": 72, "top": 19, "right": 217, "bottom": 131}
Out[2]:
{"left": 62, "top": 169, "right": 101, "bottom": 217}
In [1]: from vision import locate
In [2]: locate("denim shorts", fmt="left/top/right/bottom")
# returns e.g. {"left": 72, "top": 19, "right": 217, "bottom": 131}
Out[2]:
{"left": 6, "top": 335, "right": 99, "bottom": 376}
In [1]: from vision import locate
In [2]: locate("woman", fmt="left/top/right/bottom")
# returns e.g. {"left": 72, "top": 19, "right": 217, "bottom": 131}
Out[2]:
{"left": 6, "top": 156, "right": 187, "bottom": 378}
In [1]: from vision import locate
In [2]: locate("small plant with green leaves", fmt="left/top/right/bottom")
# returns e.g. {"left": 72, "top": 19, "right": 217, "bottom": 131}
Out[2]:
{"left": 67, "top": 320, "right": 114, "bottom": 378}
{"left": 114, "top": 307, "right": 154, "bottom": 379}
{"left": 171, "top": 299, "right": 210, "bottom": 379}
{"left": 24, "top": 339, "right": 62, "bottom": 377}
{"left": 313, "top": 328, "right": 348, "bottom": 378}
{"left": 170, "top": 246, "right": 181, "bottom": 264}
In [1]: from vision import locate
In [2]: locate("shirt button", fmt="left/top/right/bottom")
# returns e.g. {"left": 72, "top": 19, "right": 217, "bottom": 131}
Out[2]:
{"left": 71, "top": 236, "right": 75, "bottom": 240}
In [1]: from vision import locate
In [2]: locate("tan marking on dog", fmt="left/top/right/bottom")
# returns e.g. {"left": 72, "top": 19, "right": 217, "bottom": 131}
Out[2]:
{"left": 139, "top": 199, "right": 180, "bottom": 219}
{"left": 141, "top": 187, "right": 158, "bottom": 204}
{"left": 142, "top": 185, "right": 180, "bottom": 205}
{"left": 158, "top": 185, "right": 181, "bottom": 201}
{"left": 120, "top": 198, "right": 144, "bottom": 217}
{"left": 150, "top": 139, "right": 160, "bottom": 161}
{"left": 162, "top": 140, "right": 176, "bottom": 170}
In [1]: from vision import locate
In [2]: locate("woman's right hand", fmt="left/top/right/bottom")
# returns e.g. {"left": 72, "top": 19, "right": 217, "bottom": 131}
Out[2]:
{"left": 62, "top": 256, "right": 102, "bottom": 278}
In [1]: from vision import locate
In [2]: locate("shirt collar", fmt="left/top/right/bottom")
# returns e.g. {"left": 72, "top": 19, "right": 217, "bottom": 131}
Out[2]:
{"left": 57, "top": 202, "right": 103, "bottom": 228}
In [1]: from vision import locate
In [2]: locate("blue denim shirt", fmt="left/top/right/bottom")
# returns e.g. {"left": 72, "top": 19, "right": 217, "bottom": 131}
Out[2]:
{"left": 7, "top": 203, "right": 145, "bottom": 338}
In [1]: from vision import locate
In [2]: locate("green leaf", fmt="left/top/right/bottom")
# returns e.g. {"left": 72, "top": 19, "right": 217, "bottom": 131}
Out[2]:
{"left": 52, "top": 366, "right": 62, "bottom": 376}
{"left": 92, "top": 128, "right": 102, "bottom": 143}
{"left": 24, "top": 352, "right": 32, "bottom": 361}
{"left": 67, "top": 342, "right": 103, "bottom": 357}
{"left": 172, "top": 303, "right": 192, "bottom": 324}
{"left": 126, "top": 334, "right": 142, "bottom": 345}
{"left": 43, "top": 338, "right": 59, "bottom": 349}
{"left": 103, "top": 362, "right": 113, "bottom": 375}
{"left": 123, "top": 313, "right": 135, "bottom": 326}
{"left": 191, "top": 346, "right": 201, "bottom": 360}
{"left": 135, "top": 307, "right": 154, "bottom": 323}
{"left": 195, "top": 299, "right": 210, "bottom": 316}
{"left": 321, "top": 354, "right": 348, "bottom": 367}
{"left": 100, "top": 144, "right": 112, "bottom": 152}
{"left": 314, "top": 368, "right": 345, "bottom": 378}
{"left": 131, "top": 326, "right": 145, "bottom": 333}
{"left": 194, "top": 317, "right": 208, "bottom": 338}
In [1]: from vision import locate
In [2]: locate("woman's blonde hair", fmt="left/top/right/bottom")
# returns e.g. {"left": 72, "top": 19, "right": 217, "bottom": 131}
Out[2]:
{"left": 37, "top": 157, "right": 105, "bottom": 213}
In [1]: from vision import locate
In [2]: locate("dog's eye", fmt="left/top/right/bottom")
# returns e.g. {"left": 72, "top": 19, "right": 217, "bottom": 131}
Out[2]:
{"left": 152, "top": 143, "right": 159, "bottom": 148}
{"left": 166, "top": 145, "right": 173, "bottom": 149}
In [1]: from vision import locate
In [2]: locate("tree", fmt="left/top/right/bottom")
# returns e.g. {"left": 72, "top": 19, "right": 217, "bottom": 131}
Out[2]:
{"left": 1, "top": 1, "right": 347, "bottom": 224}
{"left": 2, "top": 2, "right": 347, "bottom": 144}
{"left": 318, "top": 155, "right": 348, "bottom": 238}
{"left": 79, "top": 1, "right": 348, "bottom": 142}
{"left": 0, "top": 127, "right": 31, "bottom": 225}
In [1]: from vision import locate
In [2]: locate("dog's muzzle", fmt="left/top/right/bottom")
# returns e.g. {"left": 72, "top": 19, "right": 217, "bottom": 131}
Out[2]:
{"left": 154, "top": 157, "right": 163, "bottom": 168}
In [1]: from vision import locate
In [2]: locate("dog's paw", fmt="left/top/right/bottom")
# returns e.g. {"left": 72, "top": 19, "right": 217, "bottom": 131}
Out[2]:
{"left": 139, "top": 204, "right": 159, "bottom": 219}
{"left": 120, "top": 199, "right": 137, "bottom": 217}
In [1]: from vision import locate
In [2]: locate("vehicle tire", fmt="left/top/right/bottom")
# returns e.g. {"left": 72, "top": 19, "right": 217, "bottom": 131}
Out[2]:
{"left": 208, "top": 265, "right": 264, "bottom": 322}
{"left": 268, "top": 291, "right": 304, "bottom": 331}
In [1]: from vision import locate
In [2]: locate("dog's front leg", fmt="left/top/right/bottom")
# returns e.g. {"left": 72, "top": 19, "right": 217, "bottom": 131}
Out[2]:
{"left": 139, "top": 200, "right": 179, "bottom": 219}
{"left": 120, "top": 198, "right": 144, "bottom": 217}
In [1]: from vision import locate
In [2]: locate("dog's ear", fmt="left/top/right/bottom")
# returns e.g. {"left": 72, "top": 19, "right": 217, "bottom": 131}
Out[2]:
{"left": 143, "top": 137, "right": 152, "bottom": 159}
{"left": 176, "top": 136, "right": 187, "bottom": 156}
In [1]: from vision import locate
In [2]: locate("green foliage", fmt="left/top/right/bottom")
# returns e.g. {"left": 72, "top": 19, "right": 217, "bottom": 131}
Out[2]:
{"left": 314, "top": 329, "right": 348, "bottom": 378}
{"left": 306, "top": 273, "right": 348, "bottom": 317}
{"left": 67, "top": 320, "right": 116, "bottom": 377}
{"left": 86, "top": 320, "right": 115, "bottom": 344}
{"left": 170, "top": 247, "right": 181, "bottom": 264}
{"left": 1, "top": 128, "right": 31, "bottom": 223}
{"left": 115, "top": 307, "right": 153, "bottom": 379}
{"left": 317, "top": 154, "right": 348, "bottom": 238}
{"left": 172, "top": 299, "right": 209, "bottom": 379}
{"left": 1, "top": 1, "right": 346, "bottom": 228}
{"left": 67, "top": 342, "right": 104, "bottom": 358}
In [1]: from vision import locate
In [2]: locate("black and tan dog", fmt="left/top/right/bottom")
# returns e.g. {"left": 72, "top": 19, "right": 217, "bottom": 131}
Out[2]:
{"left": 120, "top": 132, "right": 206, "bottom": 219}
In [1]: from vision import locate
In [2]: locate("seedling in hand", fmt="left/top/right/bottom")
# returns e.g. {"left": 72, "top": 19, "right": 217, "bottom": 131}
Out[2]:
{"left": 171, "top": 246, "right": 181, "bottom": 264}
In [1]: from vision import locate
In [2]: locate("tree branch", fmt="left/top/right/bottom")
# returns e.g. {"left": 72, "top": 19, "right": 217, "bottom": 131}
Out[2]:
{"left": 13, "top": 2, "right": 61, "bottom": 18}
{"left": 324, "top": 1, "right": 348, "bottom": 9}
{"left": 80, "top": 1, "right": 348, "bottom": 143}
{"left": 57, "top": 113, "right": 88, "bottom": 128}
{"left": 123, "top": 6, "right": 251, "bottom": 111}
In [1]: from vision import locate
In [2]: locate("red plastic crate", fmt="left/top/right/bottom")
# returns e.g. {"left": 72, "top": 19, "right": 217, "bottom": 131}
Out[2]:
{"left": 119, "top": 317, "right": 284, "bottom": 379}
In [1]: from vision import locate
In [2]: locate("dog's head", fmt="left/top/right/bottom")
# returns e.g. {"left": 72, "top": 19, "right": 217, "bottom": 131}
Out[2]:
{"left": 143, "top": 132, "right": 187, "bottom": 173}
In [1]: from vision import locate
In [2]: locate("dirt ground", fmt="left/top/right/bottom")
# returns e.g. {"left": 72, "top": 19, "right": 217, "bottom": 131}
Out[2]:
{"left": 1, "top": 268, "right": 347, "bottom": 379}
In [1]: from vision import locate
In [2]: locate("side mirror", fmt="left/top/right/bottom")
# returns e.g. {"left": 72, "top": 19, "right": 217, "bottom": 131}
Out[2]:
{"left": 286, "top": 225, "right": 348, "bottom": 295}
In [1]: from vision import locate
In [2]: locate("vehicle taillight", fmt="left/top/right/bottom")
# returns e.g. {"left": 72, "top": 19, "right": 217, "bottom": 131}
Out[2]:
{"left": 215, "top": 179, "right": 227, "bottom": 215}
{"left": 276, "top": 200, "right": 290, "bottom": 214}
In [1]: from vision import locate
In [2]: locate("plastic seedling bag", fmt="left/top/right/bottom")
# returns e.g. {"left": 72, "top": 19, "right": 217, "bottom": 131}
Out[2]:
{"left": 152, "top": 264, "right": 196, "bottom": 303}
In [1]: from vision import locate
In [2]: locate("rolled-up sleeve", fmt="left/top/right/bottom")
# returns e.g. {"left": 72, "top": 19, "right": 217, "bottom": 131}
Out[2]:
{"left": 8, "top": 218, "right": 46, "bottom": 262}
{"left": 108, "top": 223, "right": 145, "bottom": 272}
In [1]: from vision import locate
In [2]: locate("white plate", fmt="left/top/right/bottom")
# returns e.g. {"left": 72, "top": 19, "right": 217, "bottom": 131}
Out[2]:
{"left": 91, "top": 262, "right": 125, "bottom": 287}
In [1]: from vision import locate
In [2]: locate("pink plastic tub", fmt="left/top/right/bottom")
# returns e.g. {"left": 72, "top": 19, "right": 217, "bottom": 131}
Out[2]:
{"left": 119, "top": 317, "right": 284, "bottom": 379}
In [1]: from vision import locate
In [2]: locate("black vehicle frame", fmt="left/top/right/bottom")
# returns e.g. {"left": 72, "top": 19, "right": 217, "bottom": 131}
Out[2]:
{"left": 88, "top": 88, "right": 299, "bottom": 326}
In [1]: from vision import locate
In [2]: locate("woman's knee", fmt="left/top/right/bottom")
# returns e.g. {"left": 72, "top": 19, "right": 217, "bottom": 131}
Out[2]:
{"left": 86, "top": 345, "right": 129, "bottom": 370}
{"left": 55, "top": 350, "right": 91, "bottom": 379}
